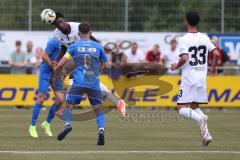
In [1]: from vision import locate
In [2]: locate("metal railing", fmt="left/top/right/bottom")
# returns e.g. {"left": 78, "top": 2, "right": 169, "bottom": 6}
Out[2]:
{"left": 1, "top": 0, "right": 239, "bottom": 33}
{"left": 1, "top": 64, "right": 239, "bottom": 75}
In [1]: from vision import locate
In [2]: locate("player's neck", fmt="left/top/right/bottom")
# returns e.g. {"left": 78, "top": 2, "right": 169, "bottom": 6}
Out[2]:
{"left": 80, "top": 36, "right": 90, "bottom": 40}
{"left": 187, "top": 26, "right": 198, "bottom": 33}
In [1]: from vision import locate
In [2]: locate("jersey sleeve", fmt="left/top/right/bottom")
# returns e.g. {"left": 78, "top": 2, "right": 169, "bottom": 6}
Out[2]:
{"left": 206, "top": 36, "right": 216, "bottom": 52}
{"left": 65, "top": 45, "right": 76, "bottom": 59}
{"left": 178, "top": 37, "right": 188, "bottom": 56}
{"left": 99, "top": 46, "right": 108, "bottom": 63}
{"left": 45, "top": 38, "right": 57, "bottom": 55}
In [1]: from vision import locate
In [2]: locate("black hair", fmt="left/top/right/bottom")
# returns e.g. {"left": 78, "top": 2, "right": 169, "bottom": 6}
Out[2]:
{"left": 52, "top": 12, "right": 65, "bottom": 24}
{"left": 186, "top": 11, "right": 200, "bottom": 26}
{"left": 78, "top": 22, "right": 91, "bottom": 34}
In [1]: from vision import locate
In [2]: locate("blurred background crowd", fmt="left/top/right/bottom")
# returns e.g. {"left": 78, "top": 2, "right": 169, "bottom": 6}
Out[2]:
{"left": 4, "top": 35, "right": 235, "bottom": 77}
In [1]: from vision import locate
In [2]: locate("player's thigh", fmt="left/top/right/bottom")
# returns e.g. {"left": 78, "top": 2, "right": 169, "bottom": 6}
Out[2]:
{"left": 86, "top": 88, "right": 103, "bottom": 106}
{"left": 177, "top": 84, "right": 194, "bottom": 105}
{"left": 195, "top": 86, "right": 208, "bottom": 104}
{"left": 37, "top": 77, "right": 50, "bottom": 102}
{"left": 177, "top": 85, "right": 207, "bottom": 110}
{"left": 66, "top": 86, "right": 84, "bottom": 105}
{"left": 51, "top": 77, "right": 65, "bottom": 102}
{"left": 190, "top": 103, "right": 200, "bottom": 109}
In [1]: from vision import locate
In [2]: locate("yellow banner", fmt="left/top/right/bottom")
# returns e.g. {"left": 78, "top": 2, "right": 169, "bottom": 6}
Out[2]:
{"left": 0, "top": 75, "right": 239, "bottom": 107}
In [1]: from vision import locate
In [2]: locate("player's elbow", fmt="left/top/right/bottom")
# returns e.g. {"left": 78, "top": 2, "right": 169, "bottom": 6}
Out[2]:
{"left": 181, "top": 54, "right": 189, "bottom": 62}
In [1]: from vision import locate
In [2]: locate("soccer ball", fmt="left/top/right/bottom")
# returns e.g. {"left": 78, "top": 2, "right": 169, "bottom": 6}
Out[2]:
{"left": 40, "top": 9, "right": 56, "bottom": 24}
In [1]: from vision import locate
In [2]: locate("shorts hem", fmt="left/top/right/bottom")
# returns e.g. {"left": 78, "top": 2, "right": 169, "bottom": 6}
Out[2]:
{"left": 177, "top": 102, "right": 208, "bottom": 105}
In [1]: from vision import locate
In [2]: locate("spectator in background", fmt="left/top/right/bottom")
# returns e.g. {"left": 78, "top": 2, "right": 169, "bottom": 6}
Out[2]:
{"left": 208, "top": 36, "right": 229, "bottom": 74}
{"left": 110, "top": 42, "right": 127, "bottom": 79}
{"left": 125, "top": 42, "right": 145, "bottom": 63}
{"left": 9, "top": 40, "right": 27, "bottom": 74}
{"left": 30, "top": 47, "right": 43, "bottom": 74}
{"left": 26, "top": 41, "right": 35, "bottom": 74}
{"left": 145, "top": 44, "right": 163, "bottom": 65}
{"left": 162, "top": 39, "right": 180, "bottom": 75}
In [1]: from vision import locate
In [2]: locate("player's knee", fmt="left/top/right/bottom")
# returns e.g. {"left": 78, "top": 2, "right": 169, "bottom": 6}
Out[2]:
{"left": 54, "top": 92, "right": 65, "bottom": 103}
{"left": 55, "top": 96, "right": 64, "bottom": 103}
{"left": 190, "top": 103, "right": 199, "bottom": 109}
{"left": 92, "top": 105, "right": 102, "bottom": 112}
{"left": 37, "top": 93, "right": 46, "bottom": 104}
{"left": 176, "top": 105, "right": 186, "bottom": 111}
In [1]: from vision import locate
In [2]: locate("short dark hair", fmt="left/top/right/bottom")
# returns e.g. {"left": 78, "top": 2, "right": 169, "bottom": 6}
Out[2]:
{"left": 52, "top": 12, "right": 65, "bottom": 24}
{"left": 15, "top": 40, "right": 21, "bottom": 46}
{"left": 186, "top": 11, "right": 200, "bottom": 26}
{"left": 78, "top": 22, "right": 91, "bottom": 34}
{"left": 170, "top": 39, "right": 177, "bottom": 44}
{"left": 154, "top": 44, "right": 159, "bottom": 48}
{"left": 132, "top": 42, "right": 138, "bottom": 46}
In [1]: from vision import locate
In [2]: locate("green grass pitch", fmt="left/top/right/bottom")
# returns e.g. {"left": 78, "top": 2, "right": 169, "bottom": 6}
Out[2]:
{"left": 0, "top": 108, "right": 239, "bottom": 160}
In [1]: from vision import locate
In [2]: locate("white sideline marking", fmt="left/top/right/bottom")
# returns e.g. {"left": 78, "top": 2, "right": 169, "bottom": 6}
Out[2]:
{"left": 0, "top": 151, "right": 240, "bottom": 154}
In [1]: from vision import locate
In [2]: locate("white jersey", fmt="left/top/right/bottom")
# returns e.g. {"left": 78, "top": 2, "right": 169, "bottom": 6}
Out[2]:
{"left": 53, "top": 22, "right": 80, "bottom": 47}
{"left": 178, "top": 32, "right": 215, "bottom": 87}
{"left": 177, "top": 32, "right": 216, "bottom": 104}
{"left": 54, "top": 22, "right": 112, "bottom": 94}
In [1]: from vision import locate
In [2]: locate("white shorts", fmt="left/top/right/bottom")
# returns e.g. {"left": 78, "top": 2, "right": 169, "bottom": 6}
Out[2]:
{"left": 177, "top": 84, "right": 208, "bottom": 104}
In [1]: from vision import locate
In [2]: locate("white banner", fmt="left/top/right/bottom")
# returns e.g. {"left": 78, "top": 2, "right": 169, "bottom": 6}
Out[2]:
{"left": 0, "top": 31, "right": 184, "bottom": 60}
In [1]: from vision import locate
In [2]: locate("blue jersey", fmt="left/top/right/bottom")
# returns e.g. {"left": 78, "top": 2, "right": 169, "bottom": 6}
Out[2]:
{"left": 66, "top": 39, "right": 108, "bottom": 90}
{"left": 40, "top": 37, "right": 61, "bottom": 73}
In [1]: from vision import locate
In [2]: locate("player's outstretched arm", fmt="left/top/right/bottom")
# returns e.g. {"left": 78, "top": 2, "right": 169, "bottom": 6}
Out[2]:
{"left": 210, "top": 49, "right": 220, "bottom": 76}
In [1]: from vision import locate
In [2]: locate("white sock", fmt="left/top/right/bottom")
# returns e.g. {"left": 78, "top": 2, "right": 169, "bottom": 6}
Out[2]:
{"left": 194, "top": 108, "right": 209, "bottom": 132}
{"left": 99, "top": 127, "right": 105, "bottom": 131}
{"left": 179, "top": 107, "right": 201, "bottom": 123}
{"left": 194, "top": 108, "right": 204, "bottom": 116}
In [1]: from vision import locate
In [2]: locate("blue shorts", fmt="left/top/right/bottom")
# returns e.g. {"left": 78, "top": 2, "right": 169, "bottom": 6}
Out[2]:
{"left": 66, "top": 86, "right": 103, "bottom": 106}
{"left": 38, "top": 71, "right": 63, "bottom": 95}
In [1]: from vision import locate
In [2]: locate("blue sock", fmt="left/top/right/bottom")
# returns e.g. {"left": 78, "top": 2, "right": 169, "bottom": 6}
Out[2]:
{"left": 31, "top": 103, "right": 43, "bottom": 126}
{"left": 46, "top": 103, "right": 56, "bottom": 123}
{"left": 96, "top": 110, "right": 105, "bottom": 129}
{"left": 63, "top": 107, "right": 72, "bottom": 127}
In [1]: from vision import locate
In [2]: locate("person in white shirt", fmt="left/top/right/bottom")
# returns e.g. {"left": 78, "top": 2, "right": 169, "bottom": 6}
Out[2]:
{"left": 125, "top": 42, "right": 145, "bottom": 63}
{"left": 163, "top": 39, "right": 180, "bottom": 75}
{"left": 26, "top": 41, "right": 36, "bottom": 74}
{"left": 171, "top": 11, "right": 219, "bottom": 146}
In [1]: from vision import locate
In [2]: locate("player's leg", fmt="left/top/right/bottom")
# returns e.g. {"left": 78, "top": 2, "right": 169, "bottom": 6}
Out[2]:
{"left": 177, "top": 85, "right": 212, "bottom": 146}
{"left": 55, "top": 77, "right": 72, "bottom": 118}
{"left": 57, "top": 86, "right": 82, "bottom": 141}
{"left": 41, "top": 77, "right": 65, "bottom": 136}
{"left": 29, "top": 76, "right": 49, "bottom": 138}
{"left": 41, "top": 91, "right": 65, "bottom": 136}
{"left": 88, "top": 88, "right": 105, "bottom": 145}
{"left": 177, "top": 104, "right": 202, "bottom": 123}
{"left": 191, "top": 104, "right": 209, "bottom": 133}
{"left": 176, "top": 86, "right": 202, "bottom": 123}
{"left": 100, "top": 83, "right": 126, "bottom": 119}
